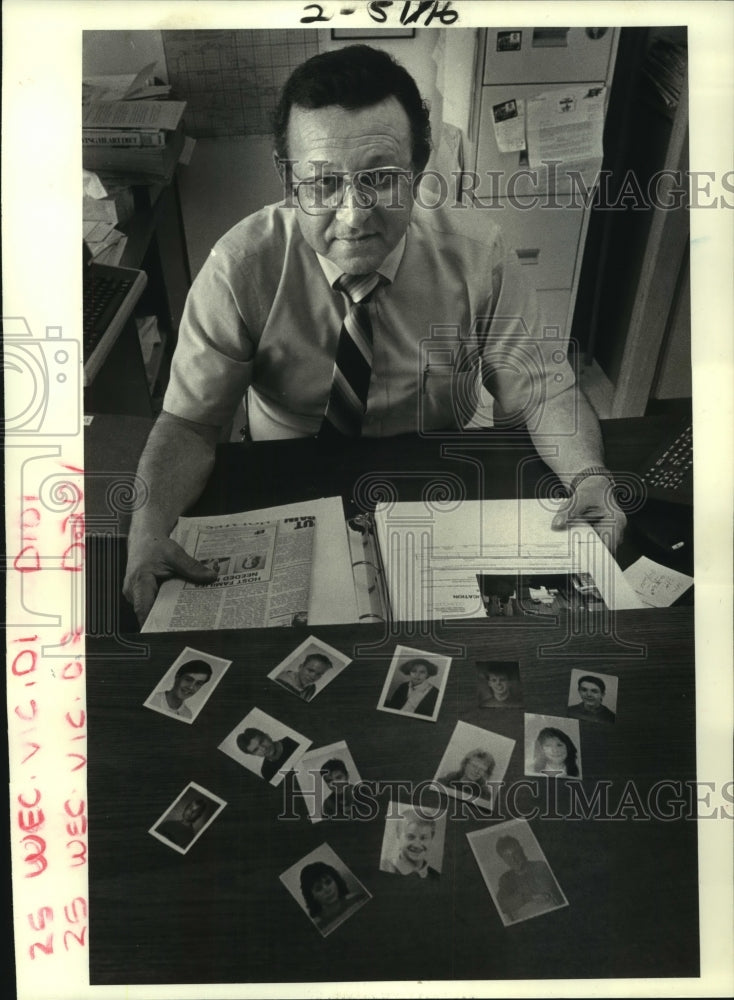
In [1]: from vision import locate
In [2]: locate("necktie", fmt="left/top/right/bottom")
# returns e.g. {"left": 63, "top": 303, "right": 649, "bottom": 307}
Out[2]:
{"left": 319, "top": 272, "right": 382, "bottom": 438}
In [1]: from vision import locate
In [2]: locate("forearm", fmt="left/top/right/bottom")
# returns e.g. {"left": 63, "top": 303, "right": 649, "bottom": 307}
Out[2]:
{"left": 527, "top": 386, "right": 606, "bottom": 485}
{"left": 129, "top": 411, "right": 219, "bottom": 541}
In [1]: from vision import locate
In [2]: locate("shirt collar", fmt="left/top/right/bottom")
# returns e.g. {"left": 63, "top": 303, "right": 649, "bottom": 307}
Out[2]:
{"left": 316, "top": 234, "right": 406, "bottom": 288}
{"left": 393, "top": 853, "right": 430, "bottom": 878}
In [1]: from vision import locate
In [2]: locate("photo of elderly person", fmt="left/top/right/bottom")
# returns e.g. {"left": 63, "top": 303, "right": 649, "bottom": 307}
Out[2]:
{"left": 276, "top": 652, "right": 333, "bottom": 702}
{"left": 476, "top": 660, "right": 523, "bottom": 708}
{"left": 380, "top": 806, "right": 444, "bottom": 879}
{"left": 298, "top": 861, "right": 369, "bottom": 935}
{"left": 532, "top": 726, "right": 580, "bottom": 777}
{"left": 439, "top": 748, "right": 496, "bottom": 802}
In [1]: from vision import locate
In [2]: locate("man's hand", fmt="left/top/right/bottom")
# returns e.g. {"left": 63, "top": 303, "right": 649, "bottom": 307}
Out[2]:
{"left": 123, "top": 533, "right": 217, "bottom": 626}
{"left": 551, "top": 475, "right": 627, "bottom": 553}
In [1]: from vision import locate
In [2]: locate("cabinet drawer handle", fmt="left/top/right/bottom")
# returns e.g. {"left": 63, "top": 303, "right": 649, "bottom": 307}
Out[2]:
{"left": 516, "top": 248, "right": 540, "bottom": 264}
{"left": 532, "top": 27, "right": 569, "bottom": 47}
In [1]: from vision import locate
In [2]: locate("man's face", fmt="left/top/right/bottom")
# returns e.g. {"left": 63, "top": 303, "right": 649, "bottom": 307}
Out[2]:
{"left": 183, "top": 799, "right": 206, "bottom": 824}
{"left": 246, "top": 732, "right": 275, "bottom": 759}
{"left": 398, "top": 820, "right": 434, "bottom": 864}
{"left": 498, "top": 840, "right": 527, "bottom": 872}
{"left": 324, "top": 768, "right": 348, "bottom": 791}
{"left": 285, "top": 97, "right": 415, "bottom": 274}
{"left": 172, "top": 670, "right": 209, "bottom": 701}
{"left": 488, "top": 672, "right": 509, "bottom": 699}
{"left": 299, "top": 656, "right": 330, "bottom": 686}
{"left": 578, "top": 681, "right": 603, "bottom": 709}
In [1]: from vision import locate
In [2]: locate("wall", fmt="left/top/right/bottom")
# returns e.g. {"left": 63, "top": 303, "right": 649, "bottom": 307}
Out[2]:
{"left": 82, "top": 30, "right": 167, "bottom": 81}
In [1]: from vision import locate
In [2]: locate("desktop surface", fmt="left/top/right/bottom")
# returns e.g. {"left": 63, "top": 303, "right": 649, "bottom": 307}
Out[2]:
{"left": 87, "top": 609, "right": 697, "bottom": 985}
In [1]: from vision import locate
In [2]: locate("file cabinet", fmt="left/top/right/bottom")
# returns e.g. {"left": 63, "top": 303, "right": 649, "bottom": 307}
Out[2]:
{"left": 473, "top": 27, "right": 619, "bottom": 348}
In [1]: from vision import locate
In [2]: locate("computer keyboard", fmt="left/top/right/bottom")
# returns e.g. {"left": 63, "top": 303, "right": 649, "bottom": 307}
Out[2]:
{"left": 83, "top": 262, "right": 147, "bottom": 386}
{"left": 638, "top": 420, "right": 693, "bottom": 504}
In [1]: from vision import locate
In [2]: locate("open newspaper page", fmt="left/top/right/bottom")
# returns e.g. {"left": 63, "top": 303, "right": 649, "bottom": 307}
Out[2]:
{"left": 142, "top": 515, "right": 315, "bottom": 632}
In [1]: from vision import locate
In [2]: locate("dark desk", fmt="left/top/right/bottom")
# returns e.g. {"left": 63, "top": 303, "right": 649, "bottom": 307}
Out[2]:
{"left": 86, "top": 415, "right": 694, "bottom": 635}
{"left": 87, "top": 610, "right": 697, "bottom": 984}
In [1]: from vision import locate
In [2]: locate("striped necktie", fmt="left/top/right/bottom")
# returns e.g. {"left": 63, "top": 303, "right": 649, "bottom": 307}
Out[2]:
{"left": 319, "top": 271, "right": 382, "bottom": 439}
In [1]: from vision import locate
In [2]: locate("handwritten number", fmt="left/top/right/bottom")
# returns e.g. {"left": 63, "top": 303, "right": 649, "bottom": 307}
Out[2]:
{"left": 301, "top": 3, "right": 331, "bottom": 22}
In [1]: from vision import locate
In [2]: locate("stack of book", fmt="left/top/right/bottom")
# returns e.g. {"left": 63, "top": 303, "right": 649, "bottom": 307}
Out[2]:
{"left": 82, "top": 99, "right": 187, "bottom": 182}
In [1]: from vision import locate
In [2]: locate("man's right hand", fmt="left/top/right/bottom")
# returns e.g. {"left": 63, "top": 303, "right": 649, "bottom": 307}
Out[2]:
{"left": 123, "top": 534, "right": 218, "bottom": 626}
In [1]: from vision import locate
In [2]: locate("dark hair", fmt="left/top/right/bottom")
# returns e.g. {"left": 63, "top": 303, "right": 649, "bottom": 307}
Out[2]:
{"left": 273, "top": 44, "right": 432, "bottom": 171}
{"left": 534, "top": 727, "right": 580, "bottom": 777}
{"left": 302, "top": 653, "right": 332, "bottom": 671}
{"left": 577, "top": 674, "right": 606, "bottom": 694}
{"left": 320, "top": 758, "right": 348, "bottom": 778}
{"left": 477, "top": 661, "right": 521, "bottom": 701}
{"left": 237, "top": 727, "right": 266, "bottom": 753}
{"left": 299, "top": 861, "right": 348, "bottom": 917}
{"left": 175, "top": 659, "right": 213, "bottom": 681}
{"left": 399, "top": 657, "right": 438, "bottom": 677}
{"left": 496, "top": 835, "right": 524, "bottom": 859}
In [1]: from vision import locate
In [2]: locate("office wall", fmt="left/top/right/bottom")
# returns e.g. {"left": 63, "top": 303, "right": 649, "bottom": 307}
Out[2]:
{"left": 82, "top": 30, "right": 168, "bottom": 81}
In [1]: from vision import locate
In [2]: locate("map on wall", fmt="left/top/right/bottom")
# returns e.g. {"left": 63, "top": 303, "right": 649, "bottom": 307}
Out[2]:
{"left": 162, "top": 29, "right": 320, "bottom": 137}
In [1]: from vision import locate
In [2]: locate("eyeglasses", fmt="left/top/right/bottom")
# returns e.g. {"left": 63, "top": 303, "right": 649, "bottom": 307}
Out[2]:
{"left": 291, "top": 166, "right": 413, "bottom": 215}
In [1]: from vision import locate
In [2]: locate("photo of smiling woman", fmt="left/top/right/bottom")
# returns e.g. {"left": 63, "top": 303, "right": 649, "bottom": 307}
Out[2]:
{"left": 524, "top": 714, "right": 582, "bottom": 779}
{"left": 378, "top": 645, "right": 451, "bottom": 722}
{"left": 280, "top": 844, "right": 371, "bottom": 937}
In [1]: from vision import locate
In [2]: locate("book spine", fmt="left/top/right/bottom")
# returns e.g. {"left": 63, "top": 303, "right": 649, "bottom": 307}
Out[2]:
{"left": 82, "top": 129, "right": 166, "bottom": 147}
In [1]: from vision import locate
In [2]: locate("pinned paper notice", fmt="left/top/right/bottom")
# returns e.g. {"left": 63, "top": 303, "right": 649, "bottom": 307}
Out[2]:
{"left": 526, "top": 85, "right": 606, "bottom": 168}
{"left": 622, "top": 556, "right": 693, "bottom": 608}
{"left": 491, "top": 98, "right": 526, "bottom": 153}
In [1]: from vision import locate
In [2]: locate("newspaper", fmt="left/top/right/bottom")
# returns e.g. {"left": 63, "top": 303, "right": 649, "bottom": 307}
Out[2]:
{"left": 142, "top": 515, "right": 315, "bottom": 632}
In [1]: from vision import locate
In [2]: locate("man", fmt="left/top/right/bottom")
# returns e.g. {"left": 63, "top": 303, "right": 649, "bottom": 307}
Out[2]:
{"left": 381, "top": 807, "right": 439, "bottom": 879}
{"left": 237, "top": 727, "right": 299, "bottom": 783}
{"left": 124, "top": 44, "right": 625, "bottom": 624}
{"left": 149, "top": 659, "right": 212, "bottom": 720}
{"left": 567, "top": 674, "right": 616, "bottom": 724}
{"left": 276, "top": 652, "right": 332, "bottom": 702}
{"left": 156, "top": 797, "right": 208, "bottom": 849}
{"left": 495, "top": 835, "right": 564, "bottom": 922}
{"left": 319, "top": 758, "right": 354, "bottom": 819}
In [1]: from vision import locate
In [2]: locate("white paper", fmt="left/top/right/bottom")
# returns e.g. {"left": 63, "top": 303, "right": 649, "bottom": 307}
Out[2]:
{"left": 491, "top": 97, "right": 526, "bottom": 153}
{"left": 623, "top": 555, "right": 694, "bottom": 607}
{"left": 375, "top": 499, "right": 644, "bottom": 621}
{"left": 171, "top": 496, "right": 359, "bottom": 626}
{"left": 526, "top": 85, "right": 606, "bottom": 168}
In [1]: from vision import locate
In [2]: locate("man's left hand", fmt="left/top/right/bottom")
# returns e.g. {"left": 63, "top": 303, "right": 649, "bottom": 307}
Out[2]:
{"left": 551, "top": 475, "right": 627, "bottom": 552}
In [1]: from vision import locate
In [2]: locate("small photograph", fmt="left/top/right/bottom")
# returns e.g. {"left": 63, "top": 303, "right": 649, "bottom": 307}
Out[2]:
{"left": 566, "top": 669, "right": 618, "bottom": 725}
{"left": 376, "top": 645, "right": 451, "bottom": 722}
{"left": 496, "top": 30, "right": 522, "bottom": 52}
{"left": 493, "top": 98, "right": 518, "bottom": 123}
{"left": 379, "top": 802, "right": 447, "bottom": 879}
{"left": 525, "top": 714, "right": 582, "bottom": 779}
{"left": 476, "top": 660, "right": 524, "bottom": 709}
{"left": 231, "top": 552, "right": 265, "bottom": 573}
{"left": 149, "top": 781, "right": 226, "bottom": 855}
{"left": 279, "top": 843, "right": 371, "bottom": 937}
{"left": 144, "top": 647, "right": 231, "bottom": 724}
{"left": 295, "top": 741, "right": 362, "bottom": 823}
{"left": 467, "top": 818, "right": 568, "bottom": 926}
{"left": 476, "top": 571, "right": 607, "bottom": 617}
{"left": 218, "top": 707, "right": 310, "bottom": 787}
{"left": 433, "top": 720, "right": 516, "bottom": 810}
{"left": 267, "top": 635, "right": 352, "bottom": 703}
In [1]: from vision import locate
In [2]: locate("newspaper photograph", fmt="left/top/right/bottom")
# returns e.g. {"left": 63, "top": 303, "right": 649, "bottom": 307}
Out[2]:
{"left": 142, "top": 515, "right": 315, "bottom": 632}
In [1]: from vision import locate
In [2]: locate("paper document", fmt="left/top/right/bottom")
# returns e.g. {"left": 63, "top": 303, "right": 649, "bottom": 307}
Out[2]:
{"left": 374, "top": 499, "right": 644, "bottom": 622}
{"left": 526, "top": 86, "right": 606, "bottom": 168}
{"left": 82, "top": 100, "right": 187, "bottom": 132}
{"left": 622, "top": 556, "right": 693, "bottom": 608}
{"left": 491, "top": 98, "right": 526, "bottom": 153}
{"left": 143, "top": 516, "right": 314, "bottom": 632}
{"left": 158, "top": 497, "right": 359, "bottom": 627}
